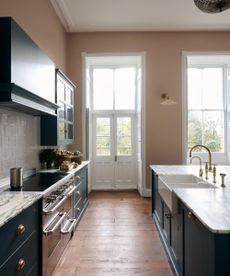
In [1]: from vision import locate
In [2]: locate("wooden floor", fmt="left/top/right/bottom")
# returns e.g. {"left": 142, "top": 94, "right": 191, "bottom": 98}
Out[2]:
{"left": 52, "top": 191, "right": 173, "bottom": 276}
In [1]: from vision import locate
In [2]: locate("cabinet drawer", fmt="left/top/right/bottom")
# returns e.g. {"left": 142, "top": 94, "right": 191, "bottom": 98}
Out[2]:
{"left": 0, "top": 231, "right": 39, "bottom": 276}
{"left": 0, "top": 202, "right": 39, "bottom": 265}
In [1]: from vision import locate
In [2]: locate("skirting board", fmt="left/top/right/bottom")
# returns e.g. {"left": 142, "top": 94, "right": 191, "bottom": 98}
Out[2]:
{"left": 138, "top": 184, "right": 151, "bottom": 197}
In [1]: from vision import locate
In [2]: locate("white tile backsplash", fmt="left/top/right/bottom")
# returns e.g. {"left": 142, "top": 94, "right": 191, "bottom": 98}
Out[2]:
{"left": 0, "top": 108, "right": 40, "bottom": 179}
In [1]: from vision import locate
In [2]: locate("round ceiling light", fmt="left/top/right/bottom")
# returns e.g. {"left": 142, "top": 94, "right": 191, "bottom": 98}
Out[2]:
{"left": 194, "top": 0, "right": 230, "bottom": 13}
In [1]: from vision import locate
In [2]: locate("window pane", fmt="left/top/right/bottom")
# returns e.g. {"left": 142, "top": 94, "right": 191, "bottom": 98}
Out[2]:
{"left": 188, "top": 67, "right": 223, "bottom": 110}
{"left": 188, "top": 111, "right": 202, "bottom": 150}
{"left": 114, "top": 68, "right": 135, "bottom": 110}
{"left": 117, "top": 117, "right": 132, "bottom": 155}
{"left": 188, "top": 68, "right": 202, "bottom": 109}
{"left": 93, "top": 69, "right": 113, "bottom": 110}
{"left": 202, "top": 68, "right": 223, "bottom": 109}
{"left": 203, "top": 111, "right": 224, "bottom": 152}
{"left": 188, "top": 111, "right": 224, "bottom": 153}
{"left": 96, "top": 118, "right": 111, "bottom": 156}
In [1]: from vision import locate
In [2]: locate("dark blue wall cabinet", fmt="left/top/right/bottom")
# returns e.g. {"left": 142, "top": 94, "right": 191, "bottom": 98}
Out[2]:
{"left": 41, "top": 69, "right": 75, "bottom": 146}
{"left": 0, "top": 17, "right": 58, "bottom": 115}
{"left": 0, "top": 200, "right": 42, "bottom": 276}
{"left": 151, "top": 170, "right": 230, "bottom": 276}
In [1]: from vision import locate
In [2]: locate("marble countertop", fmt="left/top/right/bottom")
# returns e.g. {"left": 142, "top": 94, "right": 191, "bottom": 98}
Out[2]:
{"left": 0, "top": 161, "right": 89, "bottom": 228}
{"left": 150, "top": 164, "right": 230, "bottom": 233}
{"left": 0, "top": 192, "right": 42, "bottom": 228}
{"left": 174, "top": 188, "right": 230, "bottom": 233}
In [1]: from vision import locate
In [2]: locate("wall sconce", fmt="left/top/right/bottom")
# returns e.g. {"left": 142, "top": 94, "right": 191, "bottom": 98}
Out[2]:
{"left": 160, "top": 93, "right": 177, "bottom": 106}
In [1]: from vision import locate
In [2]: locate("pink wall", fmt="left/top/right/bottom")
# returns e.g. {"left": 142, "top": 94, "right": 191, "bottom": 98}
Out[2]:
{"left": 0, "top": 0, "right": 67, "bottom": 71}
{"left": 66, "top": 31, "right": 230, "bottom": 188}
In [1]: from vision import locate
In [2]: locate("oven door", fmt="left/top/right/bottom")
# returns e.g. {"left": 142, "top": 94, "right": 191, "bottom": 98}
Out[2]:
{"left": 43, "top": 211, "right": 66, "bottom": 276}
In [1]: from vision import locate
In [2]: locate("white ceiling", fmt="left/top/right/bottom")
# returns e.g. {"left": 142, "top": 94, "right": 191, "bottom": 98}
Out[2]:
{"left": 51, "top": 0, "right": 230, "bottom": 32}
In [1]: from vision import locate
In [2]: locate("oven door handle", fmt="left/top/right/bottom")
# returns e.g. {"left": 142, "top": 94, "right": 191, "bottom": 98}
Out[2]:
{"left": 61, "top": 219, "right": 77, "bottom": 235}
{"left": 67, "top": 186, "right": 77, "bottom": 196}
{"left": 43, "top": 196, "right": 67, "bottom": 214}
{"left": 43, "top": 212, "right": 66, "bottom": 236}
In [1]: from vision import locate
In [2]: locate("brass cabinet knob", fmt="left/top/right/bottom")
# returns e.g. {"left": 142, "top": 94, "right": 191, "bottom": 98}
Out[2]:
{"left": 76, "top": 207, "right": 81, "bottom": 212}
{"left": 76, "top": 191, "right": 80, "bottom": 195}
{"left": 188, "top": 211, "right": 193, "bottom": 219}
{"left": 17, "top": 224, "right": 26, "bottom": 235}
{"left": 76, "top": 175, "right": 81, "bottom": 180}
{"left": 16, "top": 258, "right": 26, "bottom": 271}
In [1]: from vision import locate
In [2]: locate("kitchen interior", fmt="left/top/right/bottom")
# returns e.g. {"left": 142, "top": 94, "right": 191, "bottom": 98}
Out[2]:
{"left": 1, "top": 1, "right": 230, "bottom": 276}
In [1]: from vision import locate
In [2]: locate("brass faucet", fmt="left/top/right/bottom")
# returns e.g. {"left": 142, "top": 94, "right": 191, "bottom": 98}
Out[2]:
{"left": 190, "top": 156, "right": 203, "bottom": 177}
{"left": 189, "top": 144, "right": 213, "bottom": 172}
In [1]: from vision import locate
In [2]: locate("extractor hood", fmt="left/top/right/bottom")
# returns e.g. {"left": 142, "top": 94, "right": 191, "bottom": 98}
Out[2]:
{"left": 0, "top": 83, "right": 59, "bottom": 116}
{"left": 0, "top": 17, "right": 58, "bottom": 116}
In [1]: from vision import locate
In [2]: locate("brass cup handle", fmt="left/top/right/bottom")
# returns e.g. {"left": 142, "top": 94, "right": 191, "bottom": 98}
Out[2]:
{"left": 16, "top": 258, "right": 26, "bottom": 271}
{"left": 17, "top": 224, "right": 26, "bottom": 235}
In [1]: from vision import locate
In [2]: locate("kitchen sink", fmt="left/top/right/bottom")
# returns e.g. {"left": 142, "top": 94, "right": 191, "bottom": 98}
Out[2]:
{"left": 158, "top": 174, "right": 216, "bottom": 212}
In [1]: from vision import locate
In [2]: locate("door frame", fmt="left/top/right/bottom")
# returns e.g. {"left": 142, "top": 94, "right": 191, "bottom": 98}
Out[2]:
{"left": 82, "top": 52, "right": 147, "bottom": 196}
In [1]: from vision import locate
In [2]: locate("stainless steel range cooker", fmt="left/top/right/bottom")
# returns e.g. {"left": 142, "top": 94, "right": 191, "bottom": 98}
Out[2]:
{"left": 42, "top": 175, "right": 77, "bottom": 276}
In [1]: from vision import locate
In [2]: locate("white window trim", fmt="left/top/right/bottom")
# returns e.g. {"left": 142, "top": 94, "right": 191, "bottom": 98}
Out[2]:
{"left": 82, "top": 52, "right": 147, "bottom": 195}
{"left": 182, "top": 51, "right": 230, "bottom": 165}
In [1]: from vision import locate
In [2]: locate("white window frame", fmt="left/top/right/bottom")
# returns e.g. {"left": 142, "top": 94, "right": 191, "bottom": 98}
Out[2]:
{"left": 82, "top": 53, "right": 147, "bottom": 195}
{"left": 182, "top": 52, "right": 230, "bottom": 165}
{"left": 90, "top": 64, "right": 138, "bottom": 114}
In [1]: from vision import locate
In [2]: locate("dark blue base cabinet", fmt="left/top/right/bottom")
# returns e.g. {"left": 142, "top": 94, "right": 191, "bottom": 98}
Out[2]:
{"left": 0, "top": 200, "right": 42, "bottom": 276}
{"left": 152, "top": 170, "right": 230, "bottom": 276}
{"left": 74, "top": 166, "right": 89, "bottom": 225}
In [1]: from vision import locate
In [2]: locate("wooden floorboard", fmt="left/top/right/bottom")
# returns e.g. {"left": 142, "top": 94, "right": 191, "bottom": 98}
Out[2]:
{"left": 52, "top": 191, "right": 173, "bottom": 276}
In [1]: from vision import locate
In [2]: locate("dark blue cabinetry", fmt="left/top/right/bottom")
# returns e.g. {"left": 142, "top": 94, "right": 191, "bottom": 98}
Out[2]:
{"left": 182, "top": 203, "right": 230, "bottom": 276}
{"left": 41, "top": 69, "right": 75, "bottom": 146}
{"left": 0, "top": 17, "right": 57, "bottom": 115}
{"left": 152, "top": 170, "right": 230, "bottom": 276}
{"left": 0, "top": 200, "right": 42, "bottom": 276}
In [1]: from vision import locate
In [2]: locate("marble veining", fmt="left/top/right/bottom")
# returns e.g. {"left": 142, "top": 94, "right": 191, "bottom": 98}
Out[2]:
{"left": 0, "top": 192, "right": 42, "bottom": 228}
{"left": 174, "top": 188, "right": 230, "bottom": 233}
{"left": 150, "top": 165, "right": 230, "bottom": 233}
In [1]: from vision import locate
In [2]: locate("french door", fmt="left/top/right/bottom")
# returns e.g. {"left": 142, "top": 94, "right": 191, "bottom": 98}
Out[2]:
{"left": 92, "top": 113, "right": 137, "bottom": 190}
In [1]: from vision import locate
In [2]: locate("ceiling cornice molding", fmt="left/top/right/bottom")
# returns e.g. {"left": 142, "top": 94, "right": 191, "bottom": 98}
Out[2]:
{"left": 50, "top": 0, "right": 230, "bottom": 33}
{"left": 68, "top": 25, "right": 230, "bottom": 32}
{"left": 50, "top": 0, "right": 74, "bottom": 31}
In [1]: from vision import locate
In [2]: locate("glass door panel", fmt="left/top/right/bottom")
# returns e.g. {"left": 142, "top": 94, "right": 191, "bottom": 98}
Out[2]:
{"left": 58, "top": 102, "right": 65, "bottom": 119}
{"left": 58, "top": 121, "right": 65, "bottom": 141}
{"left": 95, "top": 117, "right": 111, "bottom": 156}
{"left": 57, "top": 79, "right": 65, "bottom": 102}
{"left": 116, "top": 117, "right": 132, "bottom": 156}
{"left": 66, "top": 105, "right": 73, "bottom": 122}
{"left": 66, "top": 123, "right": 73, "bottom": 140}
{"left": 66, "top": 86, "right": 73, "bottom": 105}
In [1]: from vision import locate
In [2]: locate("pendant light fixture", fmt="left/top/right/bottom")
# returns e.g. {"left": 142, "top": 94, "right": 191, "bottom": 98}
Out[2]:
{"left": 194, "top": 0, "right": 230, "bottom": 13}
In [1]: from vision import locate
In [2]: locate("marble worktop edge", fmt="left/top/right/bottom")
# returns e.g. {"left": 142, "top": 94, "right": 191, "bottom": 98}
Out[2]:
{"left": 150, "top": 164, "right": 230, "bottom": 233}
{"left": 0, "top": 192, "right": 42, "bottom": 228}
